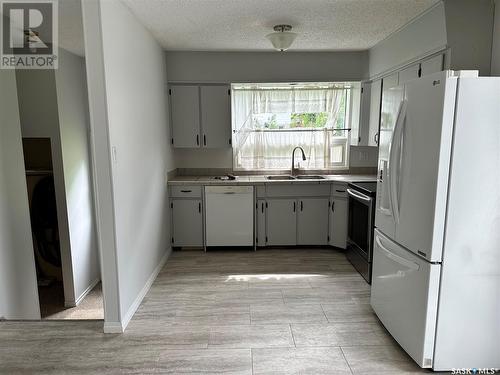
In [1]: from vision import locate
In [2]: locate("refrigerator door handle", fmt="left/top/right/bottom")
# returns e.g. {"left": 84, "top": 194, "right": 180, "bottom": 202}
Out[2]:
{"left": 375, "top": 235, "right": 420, "bottom": 271}
{"left": 388, "top": 99, "right": 407, "bottom": 224}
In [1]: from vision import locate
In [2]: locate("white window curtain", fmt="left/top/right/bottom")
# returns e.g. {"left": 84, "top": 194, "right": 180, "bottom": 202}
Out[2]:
{"left": 232, "top": 86, "right": 350, "bottom": 171}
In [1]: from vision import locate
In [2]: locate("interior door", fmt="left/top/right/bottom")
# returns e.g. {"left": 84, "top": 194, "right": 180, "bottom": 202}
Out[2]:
{"left": 374, "top": 78, "right": 404, "bottom": 239}
{"left": 0, "top": 70, "right": 41, "bottom": 319}
{"left": 171, "top": 85, "right": 200, "bottom": 148}
{"left": 297, "top": 198, "right": 329, "bottom": 245}
{"left": 200, "top": 85, "right": 231, "bottom": 148}
{"left": 395, "top": 71, "right": 456, "bottom": 262}
{"left": 266, "top": 199, "right": 296, "bottom": 246}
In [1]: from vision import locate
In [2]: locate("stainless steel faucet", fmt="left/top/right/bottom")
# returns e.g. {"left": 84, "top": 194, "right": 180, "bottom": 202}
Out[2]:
{"left": 291, "top": 146, "right": 306, "bottom": 176}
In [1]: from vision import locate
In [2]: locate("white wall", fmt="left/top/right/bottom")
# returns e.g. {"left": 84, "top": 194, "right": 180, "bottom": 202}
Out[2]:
{"left": 83, "top": 0, "right": 175, "bottom": 331}
{"left": 55, "top": 49, "right": 100, "bottom": 304}
{"left": 167, "top": 51, "right": 376, "bottom": 171}
{"left": 369, "top": 3, "right": 447, "bottom": 78}
{"left": 369, "top": 1, "right": 496, "bottom": 78}
{"left": 174, "top": 146, "right": 378, "bottom": 170}
{"left": 0, "top": 70, "right": 40, "bottom": 320}
{"left": 166, "top": 51, "right": 369, "bottom": 83}
{"left": 444, "top": 0, "right": 495, "bottom": 76}
{"left": 492, "top": 0, "right": 500, "bottom": 75}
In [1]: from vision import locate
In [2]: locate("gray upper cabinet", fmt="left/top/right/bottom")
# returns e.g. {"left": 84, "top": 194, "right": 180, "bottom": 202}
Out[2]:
{"left": 200, "top": 86, "right": 231, "bottom": 148}
{"left": 266, "top": 199, "right": 297, "bottom": 246}
{"left": 297, "top": 198, "right": 329, "bottom": 245}
{"left": 368, "top": 79, "right": 382, "bottom": 146}
{"left": 171, "top": 199, "right": 203, "bottom": 247}
{"left": 170, "top": 84, "right": 231, "bottom": 148}
{"left": 420, "top": 54, "right": 444, "bottom": 77}
{"left": 170, "top": 85, "right": 200, "bottom": 148}
{"left": 358, "top": 80, "right": 382, "bottom": 147}
{"left": 398, "top": 63, "right": 421, "bottom": 85}
{"left": 382, "top": 72, "right": 399, "bottom": 89}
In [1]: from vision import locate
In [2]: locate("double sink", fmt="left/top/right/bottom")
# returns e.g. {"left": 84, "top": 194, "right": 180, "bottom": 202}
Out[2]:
{"left": 266, "top": 175, "right": 326, "bottom": 180}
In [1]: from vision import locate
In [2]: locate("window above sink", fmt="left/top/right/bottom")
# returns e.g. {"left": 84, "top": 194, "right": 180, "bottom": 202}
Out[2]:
{"left": 231, "top": 82, "right": 357, "bottom": 172}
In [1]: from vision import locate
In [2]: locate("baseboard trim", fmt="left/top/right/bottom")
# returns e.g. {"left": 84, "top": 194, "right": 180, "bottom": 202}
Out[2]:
{"left": 103, "top": 321, "right": 124, "bottom": 334}
{"left": 119, "top": 248, "right": 171, "bottom": 332}
{"left": 66, "top": 278, "right": 100, "bottom": 308}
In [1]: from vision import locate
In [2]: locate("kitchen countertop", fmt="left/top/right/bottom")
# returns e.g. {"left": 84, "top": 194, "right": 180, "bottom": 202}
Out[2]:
{"left": 168, "top": 174, "right": 377, "bottom": 186}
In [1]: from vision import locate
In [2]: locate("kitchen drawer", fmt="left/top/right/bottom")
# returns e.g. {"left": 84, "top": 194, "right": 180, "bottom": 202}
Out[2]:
{"left": 266, "top": 184, "right": 330, "bottom": 197}
{"left": 170, "top": 185, "right": 202, "bottom": 198}
{"left": 330, "top": 183, "right": 348, "bottom": 197}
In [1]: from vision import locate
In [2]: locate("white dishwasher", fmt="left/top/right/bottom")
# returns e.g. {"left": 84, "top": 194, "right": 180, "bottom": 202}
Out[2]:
{"left": 204, "top": 185, "right": 254, "bottom": 247}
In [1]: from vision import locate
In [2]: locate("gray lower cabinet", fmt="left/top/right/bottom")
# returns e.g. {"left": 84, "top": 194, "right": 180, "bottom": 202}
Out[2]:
{"left": 256, "top": 199, "right": 267, "bottom": 246}
{"left": 171, "top": 199, "right": 203, "bottom": 247}
{"left": 329, "top": 196, "right": 348, "bottom": 249}
{"left": 297, "top": 198, "right": 329, "bottom": 245}
{"left": 266, "top": 199, "right": 297, "bottom": 246}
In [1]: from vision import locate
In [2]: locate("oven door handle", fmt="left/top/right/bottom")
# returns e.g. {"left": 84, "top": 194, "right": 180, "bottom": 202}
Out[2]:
{"left": 347, "top": 188, "right": 372, "bottom": 202}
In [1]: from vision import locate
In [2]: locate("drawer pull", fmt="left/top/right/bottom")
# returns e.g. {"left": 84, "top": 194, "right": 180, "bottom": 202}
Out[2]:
{"left": 180, "top": 190, "right": 192, "bottom": 193}
{"left": 336, "top": 189, "right": 346, "bottom": 193}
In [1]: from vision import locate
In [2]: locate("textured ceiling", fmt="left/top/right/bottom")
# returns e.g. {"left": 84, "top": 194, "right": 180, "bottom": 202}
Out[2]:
{"left": 122, "top": 0, "right": 440, "bottom": 51}
{"left": 59, "top": 0, "right": 85, "bottom": 56}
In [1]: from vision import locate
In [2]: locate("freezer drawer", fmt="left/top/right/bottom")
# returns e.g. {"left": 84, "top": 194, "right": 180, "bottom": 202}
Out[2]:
{"left": 370, "top": 229, "right": 440, "bottom": 368}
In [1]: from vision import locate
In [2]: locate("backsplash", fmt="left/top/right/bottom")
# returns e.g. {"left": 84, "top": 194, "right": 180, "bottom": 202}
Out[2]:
{"left": 173, "top": 145, "right": 379, "bottom": 173}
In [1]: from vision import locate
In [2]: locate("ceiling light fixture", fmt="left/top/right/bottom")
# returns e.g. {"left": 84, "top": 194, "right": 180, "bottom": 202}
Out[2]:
{"left": 266, "top": 25, "right": 297, "bottom": 52}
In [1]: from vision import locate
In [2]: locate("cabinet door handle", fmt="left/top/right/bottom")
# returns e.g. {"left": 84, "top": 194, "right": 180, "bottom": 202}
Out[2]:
{"left": 293, "top": 201, "right": 296, "bottom": 212}
{"left": 374, "top": 132, "right": 379, "bottom": 145}
{"left": 198, "top": 202, "right": 201, "bottom": 213}
{"left": 300, "top": 201, "right": 303, "bottom": 211}
{"left": 203, "top": 134, "right": 207, "bottom": 146}
{"left": 196, "top": 134, "right": 199, "bottom": 146}
{"left": 261, "top": 202, "right": 264, "bottom": 213}
{"left": 332, "top": 201, "right": 335, "bottom": 212}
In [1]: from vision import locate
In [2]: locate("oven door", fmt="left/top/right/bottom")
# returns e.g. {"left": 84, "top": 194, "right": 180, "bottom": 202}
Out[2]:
{"left": 347, "top": 188, "right": 374, "bottom": 261}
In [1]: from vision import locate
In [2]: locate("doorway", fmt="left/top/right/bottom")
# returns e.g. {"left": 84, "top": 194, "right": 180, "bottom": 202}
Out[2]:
{"left": 22, "top": 137, "right": 103, "bottom": 320}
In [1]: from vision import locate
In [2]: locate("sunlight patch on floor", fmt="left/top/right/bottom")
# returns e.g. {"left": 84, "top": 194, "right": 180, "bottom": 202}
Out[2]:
{"left": 226, "top": 274, "right": 323, "bottom": 282}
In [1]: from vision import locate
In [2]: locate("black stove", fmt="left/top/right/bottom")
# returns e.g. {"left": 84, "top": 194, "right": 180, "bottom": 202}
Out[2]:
{"left": 348, "top": 181, "right": 377, "bottom": 196}
{"left": 346, "top": 181, "right": 377, "bottom": 283}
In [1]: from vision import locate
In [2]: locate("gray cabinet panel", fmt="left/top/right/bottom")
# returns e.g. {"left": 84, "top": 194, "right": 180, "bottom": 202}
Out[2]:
{"left": 383, "top": 72, "right": 399, "bottom": 89}
{"left": 256, "top": 199, "right": 266, "bottom": 246}
{"left": 297, "top": 198, "right": 329, "bottom": 245}
{"left": 398, "top": 63, "right": 421, "bottom": 85}
{"left": 368, "top": 79, "right": 382, "bottom": 146}
{"left": 172, "top": 199, "right": 203, "bottom": 247}
{"left": 171, "top": 86, "right": 200, "bottom": 148}
{"left": 329, "top": 197, "right": 348, "bottom": 249}
{"left": 266, "top": 199, "right": 296, "bottom": 246}
{"left": 421, "top": 54, "right": 444, "bottom": 77}
{"left": 200, "top": 85, "right": 231, "bottom": 148}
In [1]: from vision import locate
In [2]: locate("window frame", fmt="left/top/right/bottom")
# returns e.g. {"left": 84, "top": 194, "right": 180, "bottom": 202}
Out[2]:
{"left": 231, "top": 82, "right": 354, "bottom": 172}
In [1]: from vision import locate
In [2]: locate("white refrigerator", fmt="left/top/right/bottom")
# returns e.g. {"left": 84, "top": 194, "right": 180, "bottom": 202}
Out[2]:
{"left": 371, "top": 70, "right": 500, "bottom": 371}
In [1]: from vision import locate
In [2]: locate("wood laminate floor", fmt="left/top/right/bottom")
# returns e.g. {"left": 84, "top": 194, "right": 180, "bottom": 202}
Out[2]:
{"left": 0, "top": 248, "right": 433, "bottom": 374}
